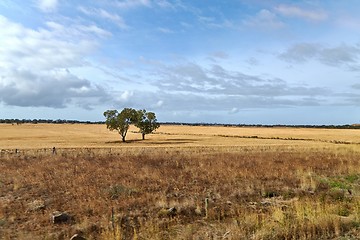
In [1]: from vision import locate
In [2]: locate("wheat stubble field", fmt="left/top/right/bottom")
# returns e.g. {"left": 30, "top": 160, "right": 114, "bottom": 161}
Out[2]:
{"left": 1, "top": 124, "right": 360, "bottom": 239}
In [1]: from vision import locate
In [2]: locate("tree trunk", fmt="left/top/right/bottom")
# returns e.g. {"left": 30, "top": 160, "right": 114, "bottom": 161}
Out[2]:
{"left": 122, "top": 136, "right": 126, "bottom": 142}
{"left": 142, "top": 133, "right": 145, "bottom": 140}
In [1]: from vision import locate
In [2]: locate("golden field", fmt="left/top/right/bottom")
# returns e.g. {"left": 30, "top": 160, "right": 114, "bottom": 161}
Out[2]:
{"left": 0, "top": 123, "right": 359, "bottom": 149}
{"left": 1, "top": 124, "right": 360, "bottom": 239}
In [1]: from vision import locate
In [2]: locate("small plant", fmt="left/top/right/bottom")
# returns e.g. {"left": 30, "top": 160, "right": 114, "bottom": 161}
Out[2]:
{"left": 328, "top": 180, "right": 349, "bottom": 190}
{"left": 0, "top": 218, "right": 6, "bottom": 227}
{"left": 328, "top": 188, "right": 346, "bottom": 201}
{"left": 337, "top": 204, "right": 351, "bottom": 217}
{"left": 345, "top": 174, "right": 359, "bottom": 183}
{"left": 262, "top": 190, "right": 278, "bottom": 198}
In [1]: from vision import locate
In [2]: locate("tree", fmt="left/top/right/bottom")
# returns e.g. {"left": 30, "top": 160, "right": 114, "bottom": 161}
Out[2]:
{"left": 135, "top": 109, "right": 160, "bottom": 140}
{"left": 103, "top": 108, "right": 137, "bottom": 142}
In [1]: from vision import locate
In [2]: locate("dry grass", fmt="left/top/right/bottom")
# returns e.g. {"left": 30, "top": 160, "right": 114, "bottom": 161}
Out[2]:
{"left": 157, "top": 125, "right": 360, "bottom": 142}
{"left": 0, "top": 124, "right": 359, "bottom": 149}
{"left": 1, "top": 124, "right": 360, "bottom": 239}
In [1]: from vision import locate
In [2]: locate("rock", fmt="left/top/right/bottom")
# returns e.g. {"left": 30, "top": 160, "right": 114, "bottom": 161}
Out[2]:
{"left": 260, "top": 201, "right": 272, "bottom": 207}
{"left": 168, "top": 207, "right": 177, "bottom": 216}
{"left": 70, "top": 234, "right": 86, "bottom": 240}
{"left": 51, "top": 211, "right": 71, "bottom": 224}
{"left": 194, "top": 205, "right": 202, "bottom": 216}
{"left": 158, "top": 207, "right": 177, "bottom": 218}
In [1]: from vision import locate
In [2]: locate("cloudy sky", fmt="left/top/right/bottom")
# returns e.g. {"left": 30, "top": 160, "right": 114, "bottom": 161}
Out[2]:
{"left": 0, "top": 0, "right": 359, "bottom": 124}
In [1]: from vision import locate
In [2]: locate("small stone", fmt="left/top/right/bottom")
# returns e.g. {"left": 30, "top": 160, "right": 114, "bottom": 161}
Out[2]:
{"left": 70, "top": 234, "right": 86, "bottom": 240}
{"left": 281, "top": 205, "right": 288, "bottom": 211}
{"left": 158, "top": 207, "right": 177, "bottom": 218}
{"left": 52, "top": 211, "right": 70, "bottom": 224}
{"left": 194, "top": 206, "right": 202, "bottom": 215}
{"left": 168, "top": 207, "right": 177, "bottom": 216}
{"left": 260, "top": 201, "right": 272, "bottom": 207}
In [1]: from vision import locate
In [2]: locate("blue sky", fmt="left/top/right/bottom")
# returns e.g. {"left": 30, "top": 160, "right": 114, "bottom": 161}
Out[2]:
{"left": 0, "top": 0, "right": 359, "bottom": 124}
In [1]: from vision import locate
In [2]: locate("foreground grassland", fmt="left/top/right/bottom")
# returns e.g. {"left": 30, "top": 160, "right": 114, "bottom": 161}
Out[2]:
{"left": 1, "top": 124, "right": 360, "bottom": 239}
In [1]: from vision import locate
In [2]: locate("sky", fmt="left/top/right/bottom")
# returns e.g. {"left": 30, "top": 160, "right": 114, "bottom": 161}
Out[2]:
{"left": 0, "top": 0, "right": 359, "bottom": 125}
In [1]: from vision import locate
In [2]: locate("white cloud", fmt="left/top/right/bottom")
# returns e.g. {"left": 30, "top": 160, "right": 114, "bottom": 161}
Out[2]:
{"left": 0, "top": 69, "right": 107, "bottom": 108}
{"left": 157, "top": 27, "right": 174, "bottom": 33}
{"left": 99, "top": 9, "right": 128, "bottom": 29}
{"left": 147, "top": 62, "right": 332, "bottom": 111}
{"left": 279, "top": 43, "right": 360, "bottom": 67}
{"left": 0, "top": 15, "right": 109, "bottom": 108}
{"left": 45, "top": 20, "right": 111, "bottom": 39}
{"left": 275, "top": 4, "right": 328, "bottom": 22}
{"left": 154, "top": 0, "right": 174, "bottom": 9}
{"left": 76, "top": 24, "right": 112, "bottom": 38}
{"left": 320, "top": 45, "right": 360, "bottom": 66}
{"left": 78, "top": 7, "right": 129, "bottom": 29}
{"left": 0, "top": 16, "right": 87, "bottom": 70}
{"left": 180, "top": 22, "right": 192, "bottom": 28}
{"left": 119, "top": 90, "right": 134, "bottom": 102}
{"left": 243, "top": 9, "right": 285, "bottom": 30}
{"left": 229, "top": 107, "right": 239, "bottom": 114}
{"left": 279, "top": 43, "right": 321, "bottom": 63}
{"left": 115, "top": 0, "right": 151, "bottom": 9}
{"left": 198, "top": 16, "right": 233, "bottom": 29}
{"left": 36, "top": 0, "right": 58, "bottom": 12}
{"left": 246, "top": 57, "right": 260, "bottom": 66}
{"left": 155, "top": 100, "right": 164, "bottom": 107}
{"left": 210, "top": 51, "right": 229, "bottom": 60}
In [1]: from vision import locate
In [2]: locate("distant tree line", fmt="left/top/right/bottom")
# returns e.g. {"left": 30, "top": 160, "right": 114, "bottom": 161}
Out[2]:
{"left": 0, "top": 119, "right": 104, "bottom": 124}
{"left": 160, "top": 122, "right": 360, "bottom": 129}
{"left": 0, "top": 118, "right": 359, "bottom": 129}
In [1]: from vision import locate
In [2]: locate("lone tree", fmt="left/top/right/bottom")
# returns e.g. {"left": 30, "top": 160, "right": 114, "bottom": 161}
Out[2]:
{"left": 135, "top": 109, "right": 160, "bottom": 140}
{"left": 103, "top": 108, "right": 137, "bottom": 142}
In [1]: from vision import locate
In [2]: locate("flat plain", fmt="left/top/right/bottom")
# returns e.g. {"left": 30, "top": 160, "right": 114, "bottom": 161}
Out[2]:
{"left": 1, "top": 124, "right": 360, "bottom": 239}
{"left": 0, "top": 123, "right": 359, "bottom": 149}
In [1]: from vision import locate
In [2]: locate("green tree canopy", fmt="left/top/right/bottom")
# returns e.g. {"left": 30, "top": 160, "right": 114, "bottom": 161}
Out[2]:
{"left": 103, "top": 108, "right": 137, "bottom": 142}
{"left": 135, "top": 109, "right": 160, "bottom": 140}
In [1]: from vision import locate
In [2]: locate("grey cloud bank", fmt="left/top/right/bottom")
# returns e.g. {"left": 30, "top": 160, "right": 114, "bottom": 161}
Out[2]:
{"left": 279, "top": 43, "right": 360, "bottom": 68}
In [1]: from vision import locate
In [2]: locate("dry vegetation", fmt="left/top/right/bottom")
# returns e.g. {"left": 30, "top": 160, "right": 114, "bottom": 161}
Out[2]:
{"left": 1, "top": 124, "right": 360, "bottom": 239}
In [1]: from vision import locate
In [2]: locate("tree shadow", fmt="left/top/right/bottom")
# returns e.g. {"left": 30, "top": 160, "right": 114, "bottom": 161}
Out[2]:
{"left": 105, "top": 138, "right": 200, "bottom": 145}
{"left": 105, "top": 139, "right": 143, "bottom": 144}
{"left": 145, "top": 139, "right": 198, "bottom": 145}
